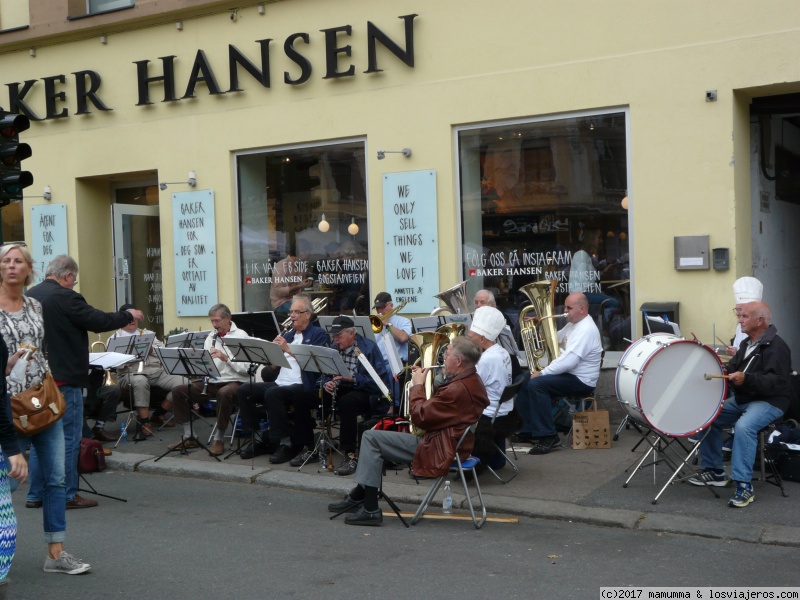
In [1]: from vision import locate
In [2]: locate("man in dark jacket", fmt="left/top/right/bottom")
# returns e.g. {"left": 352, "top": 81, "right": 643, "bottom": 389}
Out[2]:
{"left": 327, "top": 336, "right": 489, "bottom": 526}
{"left": 689, "top": 301, "right": 792, "bottom": 508}
{"left": 308, "top": 315, "right": 391, "bottom": 476}
{"left": 26, "top": 255, "right": 143, "bottom": 509}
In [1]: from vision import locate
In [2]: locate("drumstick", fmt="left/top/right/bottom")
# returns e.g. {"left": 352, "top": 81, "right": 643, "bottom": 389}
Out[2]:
{"left": 715, "top": 335, "right": 729, "bottom": 347}
{"left": 704, "top": 373, "right": 730, "bottom": 380}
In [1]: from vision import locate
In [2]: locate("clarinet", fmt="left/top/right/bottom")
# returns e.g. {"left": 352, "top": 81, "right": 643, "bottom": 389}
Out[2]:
{"left": 201, "top": 331, "right": 219, "bottom": 397}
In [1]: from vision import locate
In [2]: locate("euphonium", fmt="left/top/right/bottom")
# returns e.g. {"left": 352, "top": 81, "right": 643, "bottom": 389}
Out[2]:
{"left": 401, "top": 331, "right": 450, "bottom": 435}
{"left": 518, "top": 280, "right": 561, "bottom": 371}
{"left": 430, "top": 281, "right": 470, "bottom": 316}
{"left": 369, "top": 299, "right": 408, "bottom": 334}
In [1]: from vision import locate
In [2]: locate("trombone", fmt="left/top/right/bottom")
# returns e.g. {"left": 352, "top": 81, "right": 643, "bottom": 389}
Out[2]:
{"left": 280, "top": 297, "right": 329, "bottom": 333}
{"left": 369, "top": 300, "right": 408, "bottom": 334}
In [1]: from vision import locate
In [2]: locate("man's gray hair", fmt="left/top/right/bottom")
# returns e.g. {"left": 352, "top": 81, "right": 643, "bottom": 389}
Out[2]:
{"left": 449, "top": 336, "right": 482, "bottom": 366}
{"left": 292, "top": 294, "right": 313, "bottom": 313}
{"left": 45, "top": 255, "right": 79, "bottom": 279}
{"left": 208, "top": 303, "right": 232, "bottom": 319}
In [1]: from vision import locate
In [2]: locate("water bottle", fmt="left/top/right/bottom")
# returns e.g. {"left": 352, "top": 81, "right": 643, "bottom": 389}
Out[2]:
{"left": 442, "top": 480, "right": 453, "bottom": 514}
{"left": 318, "top": 439, "right": 327, "bottom": 469}
{"left": 121, "top": 426, "right": 128, "bottom": 444}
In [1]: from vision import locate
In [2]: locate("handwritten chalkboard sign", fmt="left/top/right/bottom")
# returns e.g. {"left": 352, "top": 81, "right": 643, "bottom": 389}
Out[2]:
{"left": 382, "top": 170, "right": 439, "bottom": 313}
{"left": 172, "top": 190, "right": 218, "bottom": 316}
{"left": 29, "top": 203, "right": 68, "bottom": 285}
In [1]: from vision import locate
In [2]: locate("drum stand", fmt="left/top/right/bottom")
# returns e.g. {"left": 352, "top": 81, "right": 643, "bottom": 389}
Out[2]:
{"left": 622, "top": 423, "right": 720, "bottom": 504}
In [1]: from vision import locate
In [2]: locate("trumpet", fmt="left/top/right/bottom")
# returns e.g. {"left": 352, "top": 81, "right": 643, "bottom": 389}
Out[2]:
{"left": 280, "top": 297, "right": 329, "bottom": 333}
{"left": 369, "top": 300, "right": 408, "bottom": 333}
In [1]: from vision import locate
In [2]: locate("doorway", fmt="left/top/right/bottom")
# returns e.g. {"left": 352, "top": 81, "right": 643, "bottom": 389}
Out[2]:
{"left": 111, "top": 183, "right": 163, "bottom": 338}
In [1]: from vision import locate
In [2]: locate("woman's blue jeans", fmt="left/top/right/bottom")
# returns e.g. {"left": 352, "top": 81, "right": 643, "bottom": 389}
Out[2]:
{"left": 12, "top": 418, "right": 67, "bottom": 544}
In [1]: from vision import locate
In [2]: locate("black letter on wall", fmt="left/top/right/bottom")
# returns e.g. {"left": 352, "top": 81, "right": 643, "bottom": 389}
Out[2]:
{"left": 73, "top": 70, "right": 112, "bottom": 115}
{"left": 134, "top": 56, "right": 178, "bottom": 105}
{"left": 365, "top": 14, "right": 418, "bottom": 74}
{"left": 284, "top": 33, "right": 312, "bottom": 85}
{"left": 321, "top": 25, "right": 355, "bottom": 79}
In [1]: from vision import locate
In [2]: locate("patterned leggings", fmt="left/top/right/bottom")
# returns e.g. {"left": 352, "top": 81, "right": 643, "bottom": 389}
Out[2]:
{"left": 0, "top": 451, "right": 17, "bottom": 581}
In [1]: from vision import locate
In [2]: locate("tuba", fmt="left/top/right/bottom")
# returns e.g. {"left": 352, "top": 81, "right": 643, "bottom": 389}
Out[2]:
{"left": 518, "top": 280, "right": 562, "bottom": 371}
{"left": 402, "top": 331, "right": 450, "bottom": 435}
{"left": 429, "top": 281, "right": 470, "bottom": 316}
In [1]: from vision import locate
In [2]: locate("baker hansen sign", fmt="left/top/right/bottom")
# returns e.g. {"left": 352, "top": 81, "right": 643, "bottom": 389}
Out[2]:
{"left": 3, "top": 14, "right": 417, "bottom": 122}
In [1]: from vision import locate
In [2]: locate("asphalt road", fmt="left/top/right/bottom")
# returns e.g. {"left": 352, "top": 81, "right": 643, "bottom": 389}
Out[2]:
{"left": 8, "top": 470, "right": 799, "bottom": 600}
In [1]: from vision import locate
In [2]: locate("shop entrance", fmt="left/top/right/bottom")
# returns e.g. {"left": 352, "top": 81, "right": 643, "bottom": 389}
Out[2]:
{"left": 750, "top": 93, "right": 800, "bottom": 356}
{"left": 111, "top": 199, "right": 163, "bottom": 338}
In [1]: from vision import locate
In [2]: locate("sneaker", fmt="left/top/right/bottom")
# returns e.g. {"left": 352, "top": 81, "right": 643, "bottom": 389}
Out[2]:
{"left": 334, "top": 452, "right": 358, "bottom": 476}
{"left": 290, "top": 448, "right": 318, "bottom": 467}
{"left": 728, "top": 481, "right": 755, "bottom": 507}
{"left": 527, "top": 435, "right": 561, "bottom": 455}
{"left": 687, "top": 469, "right": 730, "bottom": 487}
{"left": 44, "top": 551, "right": 91, "bottom": 575}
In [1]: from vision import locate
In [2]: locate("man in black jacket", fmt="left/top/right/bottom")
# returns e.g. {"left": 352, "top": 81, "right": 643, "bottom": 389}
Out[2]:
{"left": 26, "top": 255, "right": 143, "bottom": 509}
{"left": 689, "top": 301, "right": 792, "bottom": 508}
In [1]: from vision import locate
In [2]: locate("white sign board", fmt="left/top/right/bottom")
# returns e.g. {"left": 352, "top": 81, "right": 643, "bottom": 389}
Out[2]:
{"left": 29, "top": 203, "right": 68, "bottom": 285}
{"left": 382, "top": 170, "right": 439, "bottom": 313}
{"left": 172, "top": 189, "right": 218, "bottom": 316}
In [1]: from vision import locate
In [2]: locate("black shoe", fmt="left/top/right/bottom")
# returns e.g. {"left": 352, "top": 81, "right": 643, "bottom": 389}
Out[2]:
{"left": 344, "top": 506, "right": 383, "bottom": 526}
{"left": 327, "top": 494, "right": 361, "bottom": 513}
{"left": 527, "top": 434, "right": 561, "bottom": 455}
{"left": 92, "top": 428, "right": 116, "bottom": 443}
{"left": 240, "top": 442, "right": 269, "bottom": 460}
{"left": 269, "top": 445, "right": 298, "bottom": 464}
{"left": 25, "top": 500, "right": 42, "bottom": 509}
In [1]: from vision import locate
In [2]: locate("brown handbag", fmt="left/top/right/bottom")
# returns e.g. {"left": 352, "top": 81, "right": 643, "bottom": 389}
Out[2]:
{"left": 10, "top": 372, "right": 67, "bottom": 436}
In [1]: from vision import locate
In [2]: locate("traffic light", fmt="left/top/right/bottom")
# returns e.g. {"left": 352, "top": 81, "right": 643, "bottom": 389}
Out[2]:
{"left": 0, "top": 110, "right": 33, "bottom": 206}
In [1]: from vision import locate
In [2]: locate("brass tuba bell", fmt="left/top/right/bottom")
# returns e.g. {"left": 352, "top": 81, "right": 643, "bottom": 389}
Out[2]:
{"left": 518, "top": 280, "right": 562, "bottom": 371}
{"left": 429, "top": 281, "right": 470, "bottom": 316}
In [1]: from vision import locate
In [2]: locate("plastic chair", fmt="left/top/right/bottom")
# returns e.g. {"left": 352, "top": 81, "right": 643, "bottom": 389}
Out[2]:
{"left": 411, "top": 422, "right": 486, "bottom": 529}
{"left": 486, "top": 374, "right": 527, "bottom": 484}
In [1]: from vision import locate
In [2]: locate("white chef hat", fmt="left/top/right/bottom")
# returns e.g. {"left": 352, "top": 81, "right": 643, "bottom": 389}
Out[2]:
{"left": 732, "top": 277, "right": 763, "bottom": 304}
{"left": 470, "top": 306, "right": 506, "bottom": 342}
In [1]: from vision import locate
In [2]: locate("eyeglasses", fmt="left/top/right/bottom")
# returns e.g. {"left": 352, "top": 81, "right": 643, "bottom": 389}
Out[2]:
{"left": 732, "top": 308, "right": 743, "bottom": 315}
{"left": 289, "top": 310, "right": 310, "bottom": 315}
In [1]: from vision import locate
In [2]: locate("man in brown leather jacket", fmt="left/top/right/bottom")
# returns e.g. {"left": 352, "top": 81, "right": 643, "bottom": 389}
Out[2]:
{"left": 326, "top": 336, "right": 489, "bottom": 526}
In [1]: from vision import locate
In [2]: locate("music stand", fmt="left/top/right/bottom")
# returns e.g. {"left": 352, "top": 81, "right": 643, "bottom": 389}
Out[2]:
{"left": 221, "top": 336, "right": 291, "bottom": 460}
{"left": 290, "top": 345, "right": 351, "bottom": 471}
{"left": 153, "top": 347, "right": 222, "bottom": 462}
{"left": 166, "top": 330, "right": 212, "bottom": 350}
{"left": 107, "top": 333, "right": 157, "bottom": 444}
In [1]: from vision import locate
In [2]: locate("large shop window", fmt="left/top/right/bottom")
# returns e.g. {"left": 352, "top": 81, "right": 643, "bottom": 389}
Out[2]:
{"left": 238, "top": 142, "right": 369, "bottom": 319}
{"left": 458, "top": 112, "right": 630, "bottom": 351}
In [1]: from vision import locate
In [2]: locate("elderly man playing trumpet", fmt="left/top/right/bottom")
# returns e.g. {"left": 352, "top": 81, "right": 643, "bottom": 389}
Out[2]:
{"left": 327, "top": 336, "right": 489, "bottom": 526}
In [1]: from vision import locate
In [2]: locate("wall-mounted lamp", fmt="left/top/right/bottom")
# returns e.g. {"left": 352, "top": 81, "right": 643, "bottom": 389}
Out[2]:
{"left": 257, "top": 3, "right": 266, "bottom": 15}
{"left": 159, "top": 171, "right": 197, "bottom": 191}
{"left": 176, "top": 21, "right": 184, "bottom": 31}
{"left": 347, "top": 217, "right": 359, "bottom": 236}
{"left": 376, "top": 148, "right": 412, "bottom": 160}
{"left": 318, "top": 213, "right": 330, "bottom": 233}
{"left": 100, "top": 35, "right": 108, "bottom": 45}
{"left": 230, "top": 9, "right": 238, "bottom": 21}
{"left": 43, "top": 186, "right": 52, "bottom": 201}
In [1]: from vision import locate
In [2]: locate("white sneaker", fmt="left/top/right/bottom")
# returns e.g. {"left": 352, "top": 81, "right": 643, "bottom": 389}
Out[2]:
{"left": 43, "top": 551, "right": 91, "bottom": 575}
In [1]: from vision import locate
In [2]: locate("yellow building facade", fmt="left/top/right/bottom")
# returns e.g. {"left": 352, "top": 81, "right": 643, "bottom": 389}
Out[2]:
{"left": 2, "top": 0, "right": 799, "bottom": 357}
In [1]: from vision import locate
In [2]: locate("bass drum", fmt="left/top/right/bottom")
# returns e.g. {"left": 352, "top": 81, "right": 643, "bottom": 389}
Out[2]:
{"left": 615, "top": 333, "right": 727, "bottom": 437}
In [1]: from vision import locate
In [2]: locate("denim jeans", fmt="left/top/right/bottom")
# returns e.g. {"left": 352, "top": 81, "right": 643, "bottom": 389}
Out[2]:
{"left": 515, "top": 373, "right": 594, "bottom": 438}
{"left": 60, "top": 386, "right": 84, "bottom": 502}
{"left": 698, "top": 396, "right": 784, "bottom": 483}
{"left": 14, "top": 418, "right": 67, "bottom": 544}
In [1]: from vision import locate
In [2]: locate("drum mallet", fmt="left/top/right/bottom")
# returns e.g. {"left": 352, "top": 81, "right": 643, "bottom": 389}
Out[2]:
{"left": 704, "top": 373, "right": 730, "bottom": 380}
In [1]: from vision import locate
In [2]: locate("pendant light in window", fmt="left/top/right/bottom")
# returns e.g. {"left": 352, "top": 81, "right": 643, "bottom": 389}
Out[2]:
{"left": 318, "top": 213, "right": 330, "bottom": 232}
{"left": 347, "top": 217, "right": 359, "bottom": 236}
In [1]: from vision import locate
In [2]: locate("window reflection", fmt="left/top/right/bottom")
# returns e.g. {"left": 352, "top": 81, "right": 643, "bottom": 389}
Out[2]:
{"left": 459, "top": 113, "right": 630, "bottom": 350}
{"left": 238, "top": 142, "right": 369, "bottom": 319}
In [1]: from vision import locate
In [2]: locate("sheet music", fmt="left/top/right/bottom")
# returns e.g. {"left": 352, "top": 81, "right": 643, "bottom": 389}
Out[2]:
{"left": 223, "top": 336, "right": 291, "bottom": 369}
{"left": 89, "top": 352, "right": 138, "bottom": 369}
{"left": 291, "top": 345, "right": 350, "bottom": 377}
{"left": 107, "top": 332, "right": 156, "bottom": 361}
{"left": 155, "top": 347, "right": 221, "bottom": 378}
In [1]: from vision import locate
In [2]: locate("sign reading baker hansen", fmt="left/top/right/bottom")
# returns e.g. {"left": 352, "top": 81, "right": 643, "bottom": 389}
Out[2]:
{"left": 3, "top": 14, "right": 418, "bottom": 121}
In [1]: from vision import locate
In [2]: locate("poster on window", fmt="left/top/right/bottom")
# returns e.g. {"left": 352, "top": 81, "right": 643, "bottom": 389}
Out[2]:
{"left": 29, "top": 203, "right": 68, "bottom": 285}
{"left": 382, "top": 170, "right": 439, "bottom": 313}
{"left": 172, "top": 190, "right": 218, "bottom": 316}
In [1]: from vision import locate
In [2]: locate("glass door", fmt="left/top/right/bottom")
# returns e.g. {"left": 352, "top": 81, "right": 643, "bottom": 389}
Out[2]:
{"left": 112, "top": 204, "right": 163, "bottom": 338}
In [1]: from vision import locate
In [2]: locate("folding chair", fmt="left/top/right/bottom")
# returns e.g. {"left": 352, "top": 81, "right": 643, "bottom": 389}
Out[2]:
{"left": 411, "top": 422, "right": 486, "bottom": 529}
{"left": 486, "top": 374, "right": 526, "bottom": 484}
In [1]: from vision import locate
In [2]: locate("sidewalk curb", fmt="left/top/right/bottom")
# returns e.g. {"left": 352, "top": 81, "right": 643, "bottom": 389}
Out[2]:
{"left": 105, "top": 454, "right": 800, "bottom": 547}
